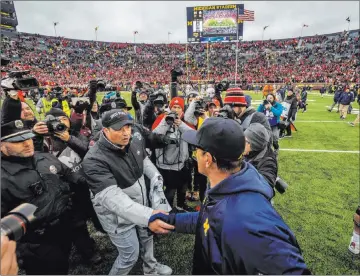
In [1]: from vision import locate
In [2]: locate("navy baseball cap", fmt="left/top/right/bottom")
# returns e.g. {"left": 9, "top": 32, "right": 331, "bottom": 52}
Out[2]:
{"left": 102, "top": 109, "right": 133, "bottom": 131}
{"left": 182, "top": 117, "right": 245, "bottom": 161}
{"left": 1, "top": 120, "right": 35, "bottom": 142}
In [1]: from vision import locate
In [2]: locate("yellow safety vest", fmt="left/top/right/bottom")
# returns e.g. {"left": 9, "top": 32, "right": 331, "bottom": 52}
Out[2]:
{"left": 42, "top": 98, "right": 56, "bottom": 113}
{"left": 49, "top": 99, "right": 70, "bottom": 117}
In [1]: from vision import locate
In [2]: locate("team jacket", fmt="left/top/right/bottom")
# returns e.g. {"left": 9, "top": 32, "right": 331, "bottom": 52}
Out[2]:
{"left": 82, "top": 131, "right": 164, "bottom": 233}
{"left": 172, "top": 162, "right": 310, "bottom": 275}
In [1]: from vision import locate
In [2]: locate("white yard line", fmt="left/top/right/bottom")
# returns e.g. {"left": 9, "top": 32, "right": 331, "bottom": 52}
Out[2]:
{"left": 280, "top": 148, "right": 360, "bottom": 154}
{"left": 295, "top": 120, "right": 347, "bottom": 123}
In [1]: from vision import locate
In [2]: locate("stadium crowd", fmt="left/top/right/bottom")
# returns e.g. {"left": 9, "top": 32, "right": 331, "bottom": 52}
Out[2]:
{"left": 1, "top": 29, "right": 359, "bottom": 88}
{"left": 1, "top": 29, "right": 359, "bottom": 276}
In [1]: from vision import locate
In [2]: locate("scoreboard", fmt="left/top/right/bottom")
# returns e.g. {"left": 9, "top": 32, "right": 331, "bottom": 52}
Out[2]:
{"left": 186, "top": 4, "right": 244, "bottom": 43}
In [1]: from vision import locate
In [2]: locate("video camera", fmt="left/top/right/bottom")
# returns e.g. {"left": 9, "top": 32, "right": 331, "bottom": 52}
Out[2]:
{"left": 193, "top": 99, "right": 207, "bottom": 117}
{"left": 42, "top": 115, "right": 68, "bottom": 135}
{"left": 1, "top": 70, "right": 39, "bottom": 92}
{"left": 96, "top": 80, "right": 106, "bottom": 92}
{"left": 171, "top": 68, "right": 184, "bottom": 83}
{"left": 215, "top": 79, "right": 230, "bottom": 92}
{"left": 1, "top": 203, "right": 37, "bottom": 241}
{"left": 165, "top": 111, "right": 179, "bottom": 126}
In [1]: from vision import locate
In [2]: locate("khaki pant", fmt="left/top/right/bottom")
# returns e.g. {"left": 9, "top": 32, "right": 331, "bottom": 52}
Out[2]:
{"left": 339, "top": 104, "right": 349, "bottom": 118}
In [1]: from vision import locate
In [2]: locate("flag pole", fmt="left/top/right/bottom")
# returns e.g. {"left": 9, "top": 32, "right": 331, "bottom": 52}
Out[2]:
{"left": 300, "top": 25, "right": 304, "bottom": 38}
{"left": 348, "top": 17, "right": 350, "bottom": 32}
{"left": 235, "top": 7, "right": 239, "bottom": 86}
{"left": 95, "top": 29, "right": 97, "bottom": 41}
{"left": 133, "top": 32, "right": 136, "bottom": 44}
{"left": 168, "top": 32, "right": 170, "bottom": 44}
{"left": 53, "top": 22, "right": 57, "bottom": 37}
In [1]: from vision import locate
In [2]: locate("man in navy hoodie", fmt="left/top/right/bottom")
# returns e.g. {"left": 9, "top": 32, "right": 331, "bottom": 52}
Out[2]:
{"left": 149, "top": 117, "right": 310, "bottom": 275}
{"left": 338, "top": 88, "right": 354, "bottom": 119}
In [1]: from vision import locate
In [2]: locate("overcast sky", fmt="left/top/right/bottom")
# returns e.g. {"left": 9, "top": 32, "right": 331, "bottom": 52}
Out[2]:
{"left": 14, "top": 1, "right": 359, "bottom": 43}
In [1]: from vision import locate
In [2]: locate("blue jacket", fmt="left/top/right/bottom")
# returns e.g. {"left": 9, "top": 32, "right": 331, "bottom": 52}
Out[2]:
{"left": 174, "top": 162, "right": 309, "bottom": 275}
{"left": 257, "top": 101, "right": 283, "bottom": 126}
{"left": 339, "top": 92, "right": 354, "bottom": 105}
{"left": 334, "top": 90, "right": 343, "bottom": 102}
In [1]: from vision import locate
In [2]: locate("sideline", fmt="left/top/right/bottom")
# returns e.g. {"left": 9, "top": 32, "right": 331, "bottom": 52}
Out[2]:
{"left": 280, "top": 148, "right": 360, "bottom": 154}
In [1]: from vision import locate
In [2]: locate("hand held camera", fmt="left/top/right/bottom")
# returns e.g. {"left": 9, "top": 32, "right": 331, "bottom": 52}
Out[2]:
{"left": 165, "top": 112, "right": 178, "bottom": 126}
{"left": 43, "top": 115, "right": 67, "bottom": 135}
{"left": 1, "top": 203, "right": 37, "bottom": 241}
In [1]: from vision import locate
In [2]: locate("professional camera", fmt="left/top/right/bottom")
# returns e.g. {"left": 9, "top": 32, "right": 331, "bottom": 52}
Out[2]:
{"left": 263, "top": 99, "right": 270, "bottom": 105}
{"left": 216, "top": 105, "right": 235, "bottom": 119}
{"left": 215, "top": 79, "right": 230, "bottom": 92}
{"left": 1, "top": 203, "right": 37, "bottom": 241}
{"left": 1, "top": 70, "right": 39, "bottom": 91}
{"left": 275, "top": 177, "right": 288, "bottom": 194}
{"left": 42, "top": 115, "right": 67, "bottom": 134}
{"left": 171, "top": 67, "right": 184, "bottom": 83}
{"left": 135, "top": 80, "right": 143, "bottom": 90}
{"left": 193, "top": 99, "right": 207, "bottom": 117}
{"left": 97, "top": 79, "right": 106, "bottom": 92}
{"left": 165, "top": 112, "right": 179, "bottom": 126}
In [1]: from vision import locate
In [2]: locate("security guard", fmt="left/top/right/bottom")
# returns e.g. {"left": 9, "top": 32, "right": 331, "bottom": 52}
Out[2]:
{"left": 1, "top": 120, "right": 74, "bottom": 275}
{"left": 36, "top": 90, "right": 58, "bottom": 115}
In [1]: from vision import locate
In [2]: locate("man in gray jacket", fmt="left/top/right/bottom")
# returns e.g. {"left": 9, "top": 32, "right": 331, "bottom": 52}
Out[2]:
{"left": 82, "top": 109, "right": 174, "bottom": 275}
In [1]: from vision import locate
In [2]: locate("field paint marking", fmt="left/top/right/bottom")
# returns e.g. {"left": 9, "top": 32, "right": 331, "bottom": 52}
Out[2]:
{"left": 295, "top": 120, "right": 347, "bottom": 123}
{"left": 280, "top": 148, "right": 360, "bottom": 154}
{"left": 325, "top": 106, "right": 359, "bottom": 114}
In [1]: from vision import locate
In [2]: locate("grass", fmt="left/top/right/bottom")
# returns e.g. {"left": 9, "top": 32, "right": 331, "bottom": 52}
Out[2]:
{"left": 24, "top": 91, "right": 360, "bottom": 274}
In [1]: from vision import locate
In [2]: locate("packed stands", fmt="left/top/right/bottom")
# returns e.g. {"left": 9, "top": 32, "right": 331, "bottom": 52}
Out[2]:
{"left": 1, "top": 29, "right": 359, "bottom": 88}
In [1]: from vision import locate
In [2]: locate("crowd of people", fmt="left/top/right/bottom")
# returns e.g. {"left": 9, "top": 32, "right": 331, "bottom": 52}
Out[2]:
{"left": 1, "top": 29, "right": 359, "bottom": 88}
{"left": 1, "top": 28, "right": 359, "bottom": 276}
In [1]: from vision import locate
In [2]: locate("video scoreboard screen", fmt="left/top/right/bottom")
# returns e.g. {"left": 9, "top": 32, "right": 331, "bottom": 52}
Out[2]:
{"left": 186, "top": 4, "right": 244, "bottom": 43}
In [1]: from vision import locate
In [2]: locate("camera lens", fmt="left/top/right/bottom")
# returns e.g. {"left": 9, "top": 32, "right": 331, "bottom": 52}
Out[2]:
{"left": 55, "top": 123, "right": 67, "bottom": 132}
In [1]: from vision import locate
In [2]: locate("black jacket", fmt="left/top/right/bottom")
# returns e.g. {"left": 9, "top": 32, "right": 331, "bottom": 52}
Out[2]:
{"left": 284, "top": 94, "right": 298, "bottom": 121}
{"left": 1, "top": 153, "right": 73, "bottom": 227}
{"left": 83, "top": 131, "right": 146, "bottom": 195}
{"left": 143, "top": 101, "right": 157, "bottom": 129}
{"left": 246, "top": 148, "right": 277, "bottom": 189}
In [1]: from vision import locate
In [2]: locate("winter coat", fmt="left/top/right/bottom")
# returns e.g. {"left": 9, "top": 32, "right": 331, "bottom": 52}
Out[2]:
{"left": 257, "top": 101, "right": 283, "bottom": 126}
{"left": 338, "top": 92, "right": 354, "bottom": 105}
{"left": 152, "top": 115, "right": 192, "bottom": 171}
{"left": 172, "top": 162, "right": 309, "bottom": 275}
{"left": 82, "top": 131, "right": 167, "bottom": 233}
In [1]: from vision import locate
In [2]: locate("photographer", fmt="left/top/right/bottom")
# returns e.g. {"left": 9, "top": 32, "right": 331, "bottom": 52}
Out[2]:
{"left": 131, "top": 81, "right": 149, "bottom": 125}
{"left": 257, "top": 94, "right": 283, "bottom": 152}
{"left": 279, "top": 89, "right": 298, "bottom": 138}
{"left": 36, "top": 90, "right": 58, "bottom": 115}
{"left": 1, "top": 120, "right": 75, "bottom": 274}
{"left": 51, "top": 87, "right": 71, "bottom": 117}
{"left": 224, "top": 88, "right": 272, "bottom": 135}
{"left": 153, "top": 97, "right": 194, "bottom": 210}
{"left": 143, "top": 92, "right": 167, "bottom": 130}
{"left": 31, "top": 108, "right": 102, "bottom": 264}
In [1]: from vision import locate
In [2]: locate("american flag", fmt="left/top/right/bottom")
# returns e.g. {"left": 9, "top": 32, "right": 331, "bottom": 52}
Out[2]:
{"left": 238, "top": 9, "right": 255, "bottom": 21}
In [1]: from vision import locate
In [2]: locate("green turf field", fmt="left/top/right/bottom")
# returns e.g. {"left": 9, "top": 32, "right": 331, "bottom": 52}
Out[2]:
{"left": 25, "top": 91, "right": 360, "bottom": 274}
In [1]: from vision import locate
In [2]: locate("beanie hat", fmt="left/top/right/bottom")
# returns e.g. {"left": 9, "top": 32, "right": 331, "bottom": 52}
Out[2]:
{"left": 224, "top": 88, "right": 247, "bottom": 106}
{"left": 169, "top": 97, "right": 185, "bottom": 111}
{"left": 1, "top": 97, "right": 22, "bottom": 124}
{"left": 45, "top": 108, "right": 68, "bottom": 118}
{"left": 244, "top": 123, "right": 270, "bottom": 152}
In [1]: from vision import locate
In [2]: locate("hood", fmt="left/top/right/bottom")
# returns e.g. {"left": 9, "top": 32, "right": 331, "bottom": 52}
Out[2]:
{"left": 207, "top": 162, "right": 273, "bottom": 201}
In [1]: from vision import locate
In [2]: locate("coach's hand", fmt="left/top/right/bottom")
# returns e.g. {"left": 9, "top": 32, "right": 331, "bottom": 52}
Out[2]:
{"left": 148, "top": 210, "right": 175, "bottom": 234}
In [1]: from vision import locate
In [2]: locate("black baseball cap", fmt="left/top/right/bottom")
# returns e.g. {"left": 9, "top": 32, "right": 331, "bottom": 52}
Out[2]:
{"left": 182, "top": 117, "right": 245, "bottom": 161}
{"left": 1, "top": 120, "right": 35, "bottom": 142}
{"left": 101, "top": 109, "right": 133, "bottom": 130}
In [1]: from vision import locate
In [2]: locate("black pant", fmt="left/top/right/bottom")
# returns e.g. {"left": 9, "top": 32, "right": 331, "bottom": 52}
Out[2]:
{"left": 158, "top": 167, "right": 190, "bottom": 208}
{"left": 193, "top": 161, "right": 207, "bottom": 203}
{"left": 21, "top": 221, "right": 72, "bottom": 275}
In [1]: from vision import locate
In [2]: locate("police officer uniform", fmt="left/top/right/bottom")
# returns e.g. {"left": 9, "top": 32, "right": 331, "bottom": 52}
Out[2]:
{"left": 1, "top": 120, "right": 74, "bottom": 275}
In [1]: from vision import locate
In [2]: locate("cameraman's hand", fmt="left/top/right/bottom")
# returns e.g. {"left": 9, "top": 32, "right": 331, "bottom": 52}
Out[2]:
{"left": 1, "top": 236, "right": 18, "bottom": 276}
{"left": 54, "top": 130, "right": 70, "bottom": 142}
{"left": 265, "top": 104, "right": 271, "bottom": 110}
{"left": 174, "top": 117, "right": 182, "bottom": 127}
{"left": 33, "top": 122, "right": 49, "bottom": 135}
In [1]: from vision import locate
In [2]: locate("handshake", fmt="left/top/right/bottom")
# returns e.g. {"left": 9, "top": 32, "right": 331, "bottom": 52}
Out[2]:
{"left": 148, "top": 211, "right": 176, "bottom": 234}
